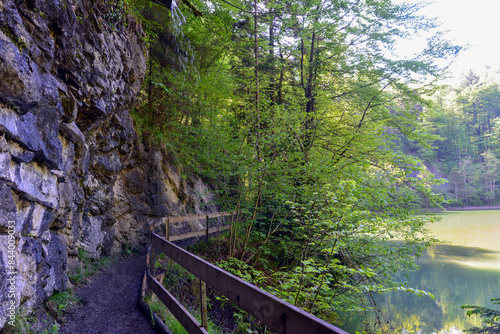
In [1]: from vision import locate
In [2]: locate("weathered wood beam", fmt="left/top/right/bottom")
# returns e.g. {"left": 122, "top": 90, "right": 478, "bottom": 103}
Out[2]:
{"left": 168, "top": 225, "right": 231, "bottom": 242}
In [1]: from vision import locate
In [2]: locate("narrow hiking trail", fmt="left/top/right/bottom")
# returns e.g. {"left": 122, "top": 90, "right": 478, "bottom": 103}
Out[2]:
{"left": 59, "top": 253, "right": 158, "bottom": 334}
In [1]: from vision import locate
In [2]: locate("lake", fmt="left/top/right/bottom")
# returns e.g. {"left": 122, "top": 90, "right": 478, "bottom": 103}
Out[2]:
{"left": 342, "top": 210, "right": 500, "bottom": 333}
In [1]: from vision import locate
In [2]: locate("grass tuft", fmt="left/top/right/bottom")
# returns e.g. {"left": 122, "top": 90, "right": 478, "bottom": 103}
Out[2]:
{"left": 68, "top": 249, "right": 118, "bottom": 286}
{"left": 46, "top": 291, "right": 80, "bottom": 319}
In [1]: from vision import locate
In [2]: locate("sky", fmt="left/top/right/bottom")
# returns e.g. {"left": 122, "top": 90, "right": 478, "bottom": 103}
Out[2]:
{"left": 394, "top": 0, "right": 500, "bottom": 85}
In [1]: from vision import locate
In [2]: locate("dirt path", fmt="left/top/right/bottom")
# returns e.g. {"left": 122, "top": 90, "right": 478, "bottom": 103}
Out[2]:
{"left": 59, "top": 252, "right": 158, "bottom": 334}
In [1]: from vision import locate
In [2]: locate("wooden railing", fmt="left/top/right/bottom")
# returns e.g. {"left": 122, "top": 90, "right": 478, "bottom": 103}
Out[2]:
{"left": 142, "top": 211, "right": 350, "bottom": 334}
{"left": 149, "top": 211, "right": 235, "bottom": 242}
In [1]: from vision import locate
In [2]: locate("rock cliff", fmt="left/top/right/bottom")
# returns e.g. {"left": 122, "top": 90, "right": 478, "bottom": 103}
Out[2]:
{"left": 0, "top": 0, "right": 216, "bottom": 327}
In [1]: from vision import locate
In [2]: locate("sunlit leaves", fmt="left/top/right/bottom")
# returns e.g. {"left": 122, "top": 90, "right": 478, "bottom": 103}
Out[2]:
{"left": 132, "top": 0, "right": 453, "bottom": 330}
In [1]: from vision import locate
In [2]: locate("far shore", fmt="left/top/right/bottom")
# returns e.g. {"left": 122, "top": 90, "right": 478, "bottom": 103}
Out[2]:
{"left": 430, "top": 205, "right": 500, "bottom": 212}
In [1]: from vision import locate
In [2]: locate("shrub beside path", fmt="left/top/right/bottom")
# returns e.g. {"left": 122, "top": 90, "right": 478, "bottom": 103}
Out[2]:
{"left": 59, "top": 252, "right": 158, "bottom": 334}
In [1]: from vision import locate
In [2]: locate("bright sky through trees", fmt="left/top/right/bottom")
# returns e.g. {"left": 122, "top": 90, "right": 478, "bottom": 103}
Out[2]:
{"left": 395, "top": 0, "right": 500, "bottom": 84}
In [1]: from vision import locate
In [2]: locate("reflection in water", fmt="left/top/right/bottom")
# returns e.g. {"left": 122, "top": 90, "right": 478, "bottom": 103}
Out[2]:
{"left": 428, "top": 210, "right": 500, "bottom": 271}
{"left": 383, "top": 258, "right": 499, "bottom": 333}
{"left": 426, "top": 244, "right": 499, "bottom": 269}
{"left": 341, "top": 211, "right": 500, "bottom": 334}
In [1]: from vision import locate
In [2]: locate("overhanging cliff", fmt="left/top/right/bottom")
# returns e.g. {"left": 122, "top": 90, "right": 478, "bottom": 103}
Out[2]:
{"left": 0, "top": 0, "right": 216, "bottom": 327}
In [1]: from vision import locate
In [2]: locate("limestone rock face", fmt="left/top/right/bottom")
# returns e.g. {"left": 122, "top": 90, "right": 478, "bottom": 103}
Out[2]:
{"left": 0, "top": 0, "right": 217, "bottom": 328}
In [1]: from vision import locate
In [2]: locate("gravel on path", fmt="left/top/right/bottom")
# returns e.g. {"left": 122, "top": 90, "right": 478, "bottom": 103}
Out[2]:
{"left": 59, "top": 252, "right": 158, "bottom": 334}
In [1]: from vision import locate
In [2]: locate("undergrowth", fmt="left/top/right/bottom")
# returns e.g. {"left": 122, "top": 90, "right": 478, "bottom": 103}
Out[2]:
{"left": 145, "top": 294, "right": 224, "bottom": 334}
{"left": 46, "top": 291, "right": 80, "bottom": 320}
{"left": 1, "top": 306, "right": 60, "bottom": 334}
{"left": 68, "top": 249, "right": 118, "bottom": 286}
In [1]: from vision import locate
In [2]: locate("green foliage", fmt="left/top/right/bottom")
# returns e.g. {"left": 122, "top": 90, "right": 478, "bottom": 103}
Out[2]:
{"left": 412, "top": 78, "right": 500, "bottom": 206}
{"left": 68, "top": 249, "right": 117, "bottom": 285}
{"left": 462, "top": 298, "right": 500, "bottom": 333}
{"left": 145, "top": 294, "right": 225, "bottom": 334}
{"left": 130, "top": 0, "right": 457, "bottom": 331}
{"left": 3, "top": 307, "right": 36, "bottom": 334}
{"left": 121, "top": 242, "right": 140, "bottom": 256}
{"left": 217, "top": 257, "right": 267, "bottom": 287}
{"left": 1, "top": 307, "right": 60, "bottom": 334}
{"left": 40, "top": 324, "right": 60, "bottom": 334}
{"left": 102, "top": 0, "right": 130, "bottom": 30}
{"left": 46, "top": 291, "right": 80, "bottom": 319}
{"left": 145, "top": 295, "right": 187, "bottom": 334}
{"left": 269, "top": 182, "right": 436, "bottom": 325}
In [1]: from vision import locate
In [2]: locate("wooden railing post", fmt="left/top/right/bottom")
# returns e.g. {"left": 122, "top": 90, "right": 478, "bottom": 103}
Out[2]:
{"left": 200, "top": 279, "right": 208, "bottom": 329}
{"left": 205, "top": 215, "right": 209, "bottom": 239}
{"left": 166, "top": 218, "right": 170, "bottom": 241}
{"left": 149, "top": 246, "right": 156, "bottom": 276}
{"left": 149, "top": 224, "right": 156, "bottom": 276}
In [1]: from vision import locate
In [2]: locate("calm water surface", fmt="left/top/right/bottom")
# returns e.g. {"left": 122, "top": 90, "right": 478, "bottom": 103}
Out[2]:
{"left": 343, "top": 210, "right": 500, "bottom": 334}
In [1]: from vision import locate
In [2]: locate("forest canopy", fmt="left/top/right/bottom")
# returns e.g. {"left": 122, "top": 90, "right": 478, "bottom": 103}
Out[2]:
{"left": 406, "top": 72, "right": 500, "bottom": 206}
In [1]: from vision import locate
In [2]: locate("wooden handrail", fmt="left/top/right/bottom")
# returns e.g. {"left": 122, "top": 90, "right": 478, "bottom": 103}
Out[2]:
{"left": 168, "top": 211, "right": 236, "bottom": 223}
{"left": 149, "top": 211, "right": 237, "bottom": 229}
{"left": 148, "top": 231, "right": 350, "bottom": 334}
{"left": 149, "top": 211, "right": 236, "bottom": 242}
{"left": 168, "top": 225, "right": 231, "bottom": 242}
